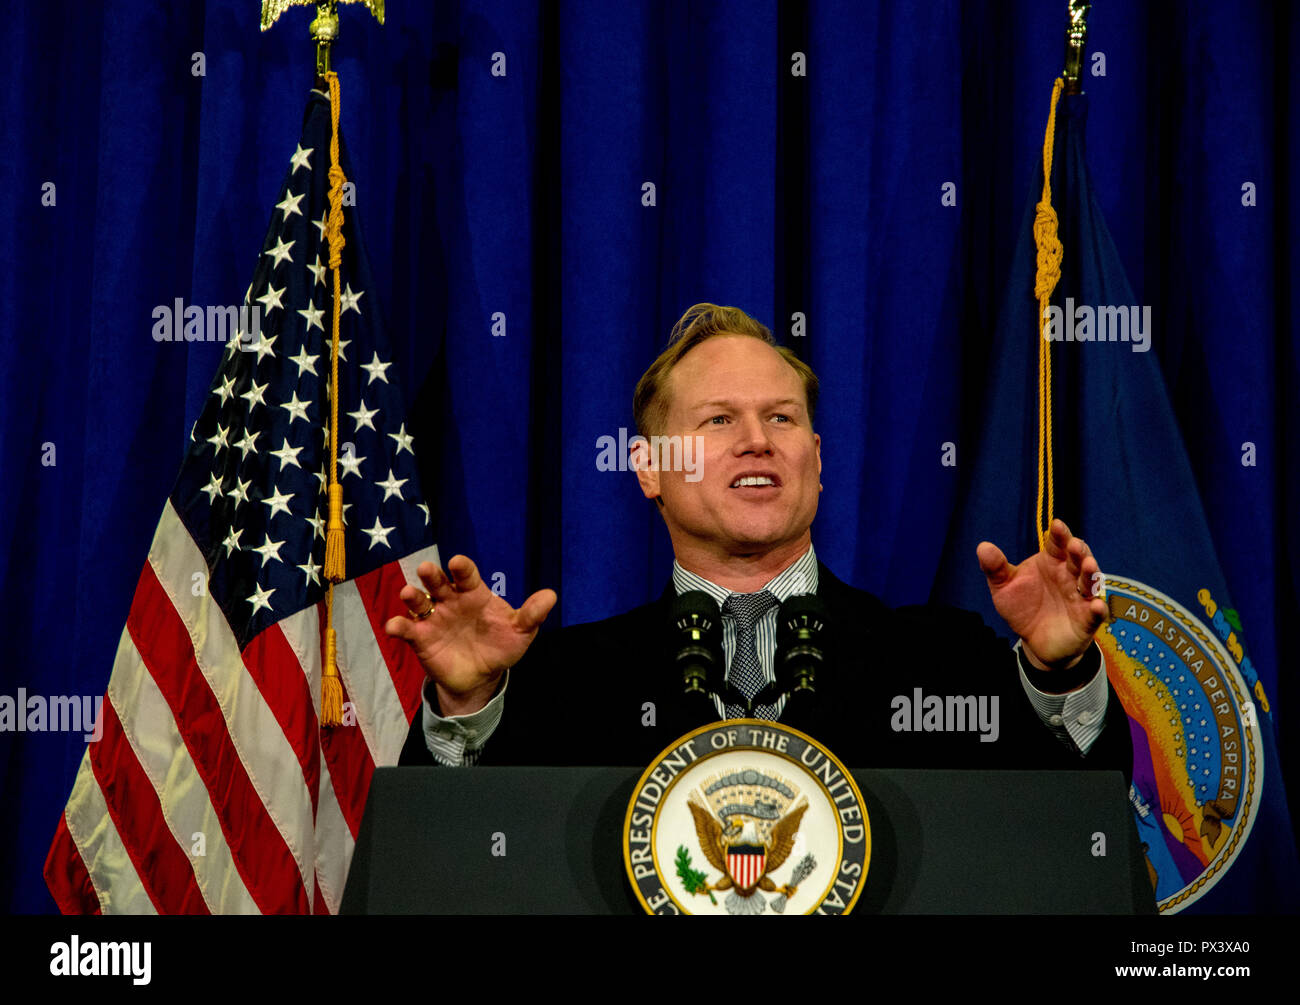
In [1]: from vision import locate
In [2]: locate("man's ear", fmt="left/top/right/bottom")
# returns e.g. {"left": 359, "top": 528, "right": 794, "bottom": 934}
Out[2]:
{"left": 630, "top": 435, "right": 661, "bottom": 501}
{"left": 815, "top": 432, "right": 822, "bottom": 491}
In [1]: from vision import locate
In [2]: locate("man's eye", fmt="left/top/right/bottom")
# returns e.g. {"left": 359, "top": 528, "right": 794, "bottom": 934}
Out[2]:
{"left": 709, "top": 415, "right": 729, "bottom": 425}
{"left": 771, "top": 414, "right": 791, "bottom": 423}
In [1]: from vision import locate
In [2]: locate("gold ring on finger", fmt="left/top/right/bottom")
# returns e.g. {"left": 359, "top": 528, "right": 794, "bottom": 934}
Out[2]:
{"left": 408, "top": 590, "right": 435, "bottom": 620}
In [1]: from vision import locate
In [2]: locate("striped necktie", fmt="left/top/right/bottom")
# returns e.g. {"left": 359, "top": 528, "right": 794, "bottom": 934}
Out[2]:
{"left": 723, "top": 590, "right": 778, "bottom": 720}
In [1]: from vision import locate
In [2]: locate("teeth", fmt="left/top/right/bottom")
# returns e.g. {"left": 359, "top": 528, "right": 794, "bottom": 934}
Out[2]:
{"left": 731, "top": 476, "right": 775, "bottom": 488}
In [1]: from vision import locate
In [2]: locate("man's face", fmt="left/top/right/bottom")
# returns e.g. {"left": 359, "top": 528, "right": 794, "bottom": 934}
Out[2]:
{"left": 635, "top": 335, "right": 821, "bottom": 557}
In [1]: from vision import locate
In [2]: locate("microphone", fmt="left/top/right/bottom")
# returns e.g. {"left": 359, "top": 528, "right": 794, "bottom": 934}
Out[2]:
{"left": 670, "top": 591, "right": 724, "bottom": 703}
{"left": 775, "top": 594, "right": 830, "bottom": 705}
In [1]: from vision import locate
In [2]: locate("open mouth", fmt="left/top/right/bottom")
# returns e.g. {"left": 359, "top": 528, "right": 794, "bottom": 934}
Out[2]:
{"left": 729, "top": 474, "right": 780, "bottom": 489}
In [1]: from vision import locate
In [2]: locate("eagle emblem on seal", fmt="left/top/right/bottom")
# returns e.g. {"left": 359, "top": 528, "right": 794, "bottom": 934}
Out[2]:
{"left": 679, "top": 767, "right": 817, "bottom": 915}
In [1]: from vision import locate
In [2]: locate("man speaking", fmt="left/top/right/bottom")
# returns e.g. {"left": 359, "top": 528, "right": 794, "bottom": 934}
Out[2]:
{"left": 389, "top": 304, "right": 1130, "bottom": 774}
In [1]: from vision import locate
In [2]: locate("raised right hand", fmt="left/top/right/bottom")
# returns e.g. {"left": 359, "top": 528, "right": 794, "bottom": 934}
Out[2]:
{"left": 383, "top": 555, "right": 557, "bottom": 716}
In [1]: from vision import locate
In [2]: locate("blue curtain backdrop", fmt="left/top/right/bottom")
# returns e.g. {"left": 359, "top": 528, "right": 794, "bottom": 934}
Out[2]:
{"left": 1, "top": 0, "right": 1296, "bottom": 913}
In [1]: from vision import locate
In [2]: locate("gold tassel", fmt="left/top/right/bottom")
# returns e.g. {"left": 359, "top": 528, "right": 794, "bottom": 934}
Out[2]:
{"left": 320, "top": 617, "right": 343, "bottom": 728}
{"left": 324, "top": 482, "right": 346, "bottom": 581}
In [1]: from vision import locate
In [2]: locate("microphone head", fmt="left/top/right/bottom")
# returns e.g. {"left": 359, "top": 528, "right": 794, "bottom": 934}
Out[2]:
{"left": 775, "top": 593, "right": 829, "bottom": 696}
{"left": 671, "top": 590, "right": 722, "bottom": 640}
{"left": 671, "top": 591, "right": 724, "bottom": 696}
{"left": 776, "top": 593, "right": 829, "bottom": 646}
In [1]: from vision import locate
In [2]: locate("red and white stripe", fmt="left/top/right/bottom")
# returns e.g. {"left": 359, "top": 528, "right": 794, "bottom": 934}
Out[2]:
{"left": 44, "top": 501, "right": 433, "bottom": 914}
{"left": 728, "top": 850, "right": 767, "bottom": 891}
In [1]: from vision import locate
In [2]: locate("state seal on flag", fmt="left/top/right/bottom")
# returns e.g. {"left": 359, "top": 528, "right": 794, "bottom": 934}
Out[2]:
{"left": 622, "top": 720, "right": 869, "bottom": 915}
{"left": 1099, "top": 578, "right": 1265, "bottom": 913}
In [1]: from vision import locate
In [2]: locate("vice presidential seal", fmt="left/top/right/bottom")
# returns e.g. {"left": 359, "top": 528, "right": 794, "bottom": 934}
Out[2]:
{"left": 622, "top": 720, "right": 870, "bottom": 915}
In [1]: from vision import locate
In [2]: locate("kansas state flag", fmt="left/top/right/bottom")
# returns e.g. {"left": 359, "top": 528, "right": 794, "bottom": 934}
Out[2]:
{"left": 934, "top": 91, "right": 1300, "bottom": 912}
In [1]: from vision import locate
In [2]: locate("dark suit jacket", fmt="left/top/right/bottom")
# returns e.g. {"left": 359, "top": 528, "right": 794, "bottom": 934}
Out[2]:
{"left": 400, "top": 562, "right": 1133, "bottom": 778}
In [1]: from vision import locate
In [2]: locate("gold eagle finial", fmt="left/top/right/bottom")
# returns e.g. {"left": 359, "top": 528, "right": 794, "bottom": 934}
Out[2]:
{"left": 259, "top": 1, "right": 385, "bottom": 76}
{"left": 260, "top": 0, "right": 385, "bottom": 31}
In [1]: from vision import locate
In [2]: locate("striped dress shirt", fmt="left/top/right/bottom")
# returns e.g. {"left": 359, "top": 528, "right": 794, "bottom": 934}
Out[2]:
{"left": 669, "top": 544, "right": 819, "bottom": 720}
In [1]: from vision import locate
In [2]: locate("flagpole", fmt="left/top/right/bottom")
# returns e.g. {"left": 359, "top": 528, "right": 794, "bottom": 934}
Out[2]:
{"left": 1062, "top": 0, "right": 1091, "bottom": 96}
{"left": 259, "top": 0, "right": 385, "bottom": 727}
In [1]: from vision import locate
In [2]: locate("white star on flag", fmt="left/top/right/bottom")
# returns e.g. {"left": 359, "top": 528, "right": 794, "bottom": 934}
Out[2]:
{"left": 298, "top": 303, "right": 325, "bottom": 332}
{"left": 251, "top": 334, "right": 278, "bottom": 363}
{"left": 257, "top": 283, "right": 286, "bottom": 313}
{"left": 265, "top": 236, "right": 295, "bottom": 267}
{"left": 207, "top": 423, "right": 230, "bottom": 455}
{"left": 362, "top": 517, "right": 395, "bottom": 550}
{"left": 261, "top": 487, "right": 295, "bottom": 519}
{"left": 361, "top": 351, "right": 392, "bottom": 385}
{"left": 388, "top": 423, "right": 414, "bottom": 456}
{"left": 216, "top": 374, "right": 237, "bottom": 404}
{"left": 276, "top": 189, "right": 305, "bottom": 220}
{"left": 348, "top": 399, "right": 380, "bottom": 432}
{"left": 269, "top": 441, "right": 304, "bottom": 470}
{"left": 201, "top": 472, "right": 223, "bottom": 504}
{"left": 289, "top": 144, "right": 313, "bottom": 173}
{"left": 298, "top": 556, "right": 322, "bottom": 586}
{"left": 338, "top": 449, "right": 366, "bottom": 479}
{"left": 228, "top": 476, "right": 252, "bottom": 507}
{"left": 280, "top": 391, "right": 312, "bottom": 424}
{"left": 289, "top": 346, "right": 320, "bottom": 377}
{"left": 233, "top": 429, "right": 261, "bottom": 456}
{"left": 339, "top": 283, "right": 364, "bottom": 315}
{"left": 247, "top": 582, "right": 276, "bottom": 615}
{"left": 376, "top": 469, "right": 407, "bottom": 502}
{"left": 240, "top": 379, "right": 270, "bottom": 411}
{"left": 252, "top": 534, "right": 286, "bottom": 565}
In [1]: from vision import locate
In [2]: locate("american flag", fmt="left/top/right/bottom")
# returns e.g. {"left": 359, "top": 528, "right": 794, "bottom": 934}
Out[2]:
{"left": 43, "top": 88, "right": 435, "bottom": 914}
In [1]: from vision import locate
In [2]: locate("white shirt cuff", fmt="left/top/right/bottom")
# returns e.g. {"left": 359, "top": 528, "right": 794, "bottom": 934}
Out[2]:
{"left": 421, "top": 669, "right": 509, "bottom": 766}
{"left": 1015, "top": 641, "right": 1108, "bottom": 755}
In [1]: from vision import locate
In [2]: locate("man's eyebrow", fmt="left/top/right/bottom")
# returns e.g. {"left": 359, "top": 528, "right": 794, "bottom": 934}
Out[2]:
{"left": 690, "top": 398, "right": 804, "bottom": 410}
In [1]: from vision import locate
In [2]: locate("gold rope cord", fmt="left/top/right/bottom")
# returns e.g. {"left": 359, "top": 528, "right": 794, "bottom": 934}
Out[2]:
{"left": 1034, "top": 78, "right": 1065, "bottom": 549}
{"left": 320, "top": 70, "right": 349, "bottom": 728}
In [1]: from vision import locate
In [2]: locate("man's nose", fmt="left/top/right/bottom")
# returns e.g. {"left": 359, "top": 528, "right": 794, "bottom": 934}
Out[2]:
{"left": 733, "top": 415, "right": 774, "bottom": 454}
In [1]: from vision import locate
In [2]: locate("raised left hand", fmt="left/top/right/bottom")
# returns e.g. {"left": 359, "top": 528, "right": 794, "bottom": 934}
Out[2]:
{"left": 977, "top": 518, "right": 1108, "bottom": 670}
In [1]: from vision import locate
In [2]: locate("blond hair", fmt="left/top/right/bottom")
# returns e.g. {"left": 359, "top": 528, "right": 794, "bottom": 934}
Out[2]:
{"left": 632, "top": 303, "right": 819, "bottom": 438}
